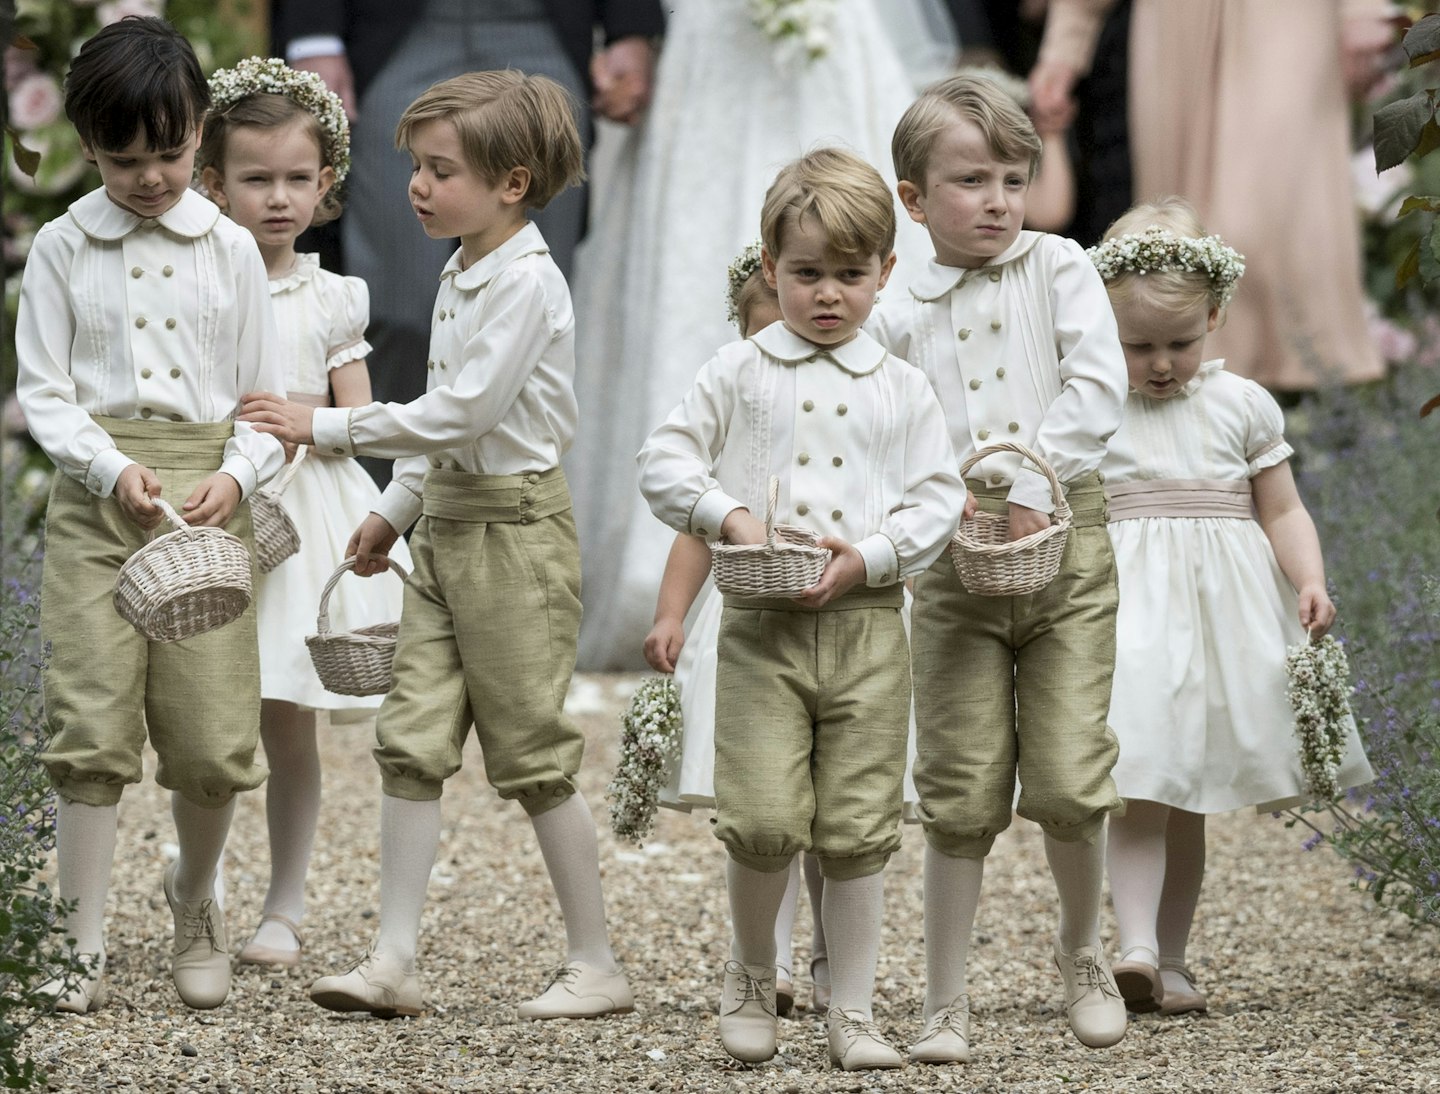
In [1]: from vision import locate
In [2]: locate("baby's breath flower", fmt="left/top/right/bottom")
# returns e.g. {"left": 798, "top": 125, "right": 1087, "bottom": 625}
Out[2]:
{"left": 748, "top": 0, "right": 836, "bottom": 65}
{"left": 1286, "top": 634, "right": 1354, "bottom": 800}
{"left": 607, "top": 676, "right": 684, "bottom": 845}
{"left": 1087, "top": 227, "right": 1245, "bottom": 308}
{"left": 207, "top": 57, "right": 351, "bottom": 184}
{"left": 725, "top": 240, "right": 763, "bottom": 326}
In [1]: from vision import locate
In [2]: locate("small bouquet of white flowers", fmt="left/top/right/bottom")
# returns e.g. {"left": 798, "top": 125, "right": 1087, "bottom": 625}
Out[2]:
{"left": 747, "top": 0, "right": 836, "bottom": 66}
{"left": 1286, "top": 633, "right": 1354, "bottom": 801}
{"left": 607, "top": 676, "right": 684, "bottom": 845}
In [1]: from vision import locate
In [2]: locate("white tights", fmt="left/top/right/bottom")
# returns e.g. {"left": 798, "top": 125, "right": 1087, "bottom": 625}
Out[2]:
{"left": 249, "top": 700, "right": 321, "bottom": 953}
{"left": 1107, "top": 800, "right": 1206, "bottom": 990}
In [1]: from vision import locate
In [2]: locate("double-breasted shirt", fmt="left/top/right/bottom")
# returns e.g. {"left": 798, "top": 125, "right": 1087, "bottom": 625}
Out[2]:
{"left": 637, "top": 323, "right": 966, "bottom": 587}
{"left": 16, "top": 188, "right": 286, "bottom": 497}
{"left": 868, "top": 231, "right": 1127, "bottom": 512}
{"left": 311, "top": 223, "right": 580, "bottom": 533}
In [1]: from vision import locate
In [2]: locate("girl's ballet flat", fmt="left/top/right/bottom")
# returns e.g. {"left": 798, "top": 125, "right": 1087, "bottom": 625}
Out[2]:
{"left": 775, "top": 977, "right": 795, "bottom": 1017}
{"left": 1157, "top": 961, "right": 1207, "bottom": 1016}
{"left": 236, "top": 913, "right": 303, "bottom": 968}
{"left": 39, "top": 955, "right": 108, "bottom": 1015}
{"left": 1112, "top": 949, "right": 1164, "bottom": 1014}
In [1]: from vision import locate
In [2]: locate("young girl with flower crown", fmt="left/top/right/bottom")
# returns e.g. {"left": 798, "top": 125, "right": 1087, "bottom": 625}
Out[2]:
{"left": 196, "top": 57, "right": 411, "bottom": 968}
{"left": 1089, "top": 197, "right": 1374, "bottom": 1017}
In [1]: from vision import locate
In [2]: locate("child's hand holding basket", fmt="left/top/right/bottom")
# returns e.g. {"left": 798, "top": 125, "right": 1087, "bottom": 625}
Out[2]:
{"left": 709, "top": 476, "right": 831, "bottom": 598}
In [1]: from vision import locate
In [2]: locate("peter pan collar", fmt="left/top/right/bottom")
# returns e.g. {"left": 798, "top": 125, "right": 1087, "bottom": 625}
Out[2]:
{"left": 908, "top": 230, "right": 1044, "bottom": 302}
{"left": 749, "top": 321, "right": 888, "bottom": 376}
{"left": 440, "top": 221, "right": 550, "bottom": 292}
{"left": 268, "top": 252, "right": 320, "bottom": 295}
{"left": 68, "top": 186, "right": 220, "bottom": 241}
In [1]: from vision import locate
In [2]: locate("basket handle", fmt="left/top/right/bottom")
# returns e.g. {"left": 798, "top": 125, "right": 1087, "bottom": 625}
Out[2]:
{"left": 763, "top": 475, "right": 780, "bottom": 547}
{"left": 270, "top": 444, "right": 308, "bottom": 496}
{"left": 314, "top": 555, "right": 411, "bottom": 636}
{"left": 957, "top": 441, "right": 1069, "bottom": 515}
{"left": 149, "top": 496, "right": 192, "bottom": 536}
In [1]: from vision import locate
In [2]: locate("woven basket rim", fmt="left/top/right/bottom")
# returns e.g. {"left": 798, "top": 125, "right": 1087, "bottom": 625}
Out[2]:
{"left": 312, "top": 556, "right": 410, "bottom": 638}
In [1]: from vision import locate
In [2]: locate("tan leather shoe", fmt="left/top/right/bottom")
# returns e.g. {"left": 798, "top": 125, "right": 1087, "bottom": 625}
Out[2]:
{"left": 309, "top": 950, "right": 425, "bottom": 1018}
{"left": 516, "top": 960, "right": 634, "bottom": 1019}
{"left": 236, "top": 913, "right": 303, "bottom": 968}
{"left": 775, "top": 975, "right": 795, "bottom": 1018}
{"left": 163, "top": 863, "right": 230, "bottom": 1010}
{"left": 828, "top": 1008, "right": 903, "bottom": 1071}
{"left": 1053, "top": 942, "right": 1127, "bottom": 1048}
{"left": 37, "top": 954, "right": 107, "bottom": 1015}
{"left": 718, "top": 960, "right": 777, "bottom": 1063}
{"left": 1112, "top": 947, "right": 1163, "bottom": 1013}
{"left": 1157, "top": 961, "right": 1207, "bottom": 1016}
{"left": 909, "top": 994, "right": 971, "bottom": 1064}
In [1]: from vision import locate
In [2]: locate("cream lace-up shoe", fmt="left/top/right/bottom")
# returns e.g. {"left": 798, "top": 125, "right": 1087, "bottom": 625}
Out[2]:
{"left": 828, "top": 1008, "right": 903, "bottom": 1070}
{"left": 517, "top": 960, "right": 634, "bottom": 1019}
{"left": 1054, "top": 941, "right": 1127, "bottom": 1047}
{"left": 718, "top": 960, "right": 777, "bottom": 1062}
{"left": 908, "top": 994, "right": 971, "bottom": 1064}
{"left": 309, "top": 949, "right": 425, "bottom": 1018}
{"left": 163, "top": 862, "right": 230, "bottom": 1009}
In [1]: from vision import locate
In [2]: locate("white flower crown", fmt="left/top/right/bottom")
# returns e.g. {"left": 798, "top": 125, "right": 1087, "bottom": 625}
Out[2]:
{"left": 726, "top": 240, "right": 765, "bottom": 326}
{"left": 1087, "top": 227, "right": 1245, "bottom": 308}
{"left": 208, "top": 57, "right": 351, "bottom": 184}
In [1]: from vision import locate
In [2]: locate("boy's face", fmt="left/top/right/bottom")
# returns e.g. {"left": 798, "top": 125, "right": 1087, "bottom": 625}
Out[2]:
{"left": 898, "top": 115, "right": 1028, "bottom": 269}
{"left": 83, "top": 125, "right": 202, "bottom": 219}
{"left": 761, "top": 214, "right": 895, "bottom": 348}
{"left": 406, "top": 118, "right": 527, "bottom": 265}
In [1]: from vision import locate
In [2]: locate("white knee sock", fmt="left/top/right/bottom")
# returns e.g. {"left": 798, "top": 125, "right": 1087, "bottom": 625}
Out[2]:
{"left": 56, "top": 800, "right": 118, "bottom": 957}
{"left": 1045, "top": 828, "right": 1106, "bottom": 954}
{"left": 1158, "top": 809, "right": 1206, "bottom": 988}
{"left": 803, "top": 852, "right": 828, "bottom": 985}
{"left": 773, "top": 857, "right": 802, "bottom": 981}
{"left": 529, "top": 792, "right": 616, "bottom": 969}
{"left": 821, "top": 872, "right": 885, "bottom": 1018}
{"left": 1106, "top": 801, "right": 1168, "bottom": 963}
{"left": 375, "top": 794, "right": 441, "bottom": 967}
{"left": 171, "top": 793, "right": 236, "bottom": 902}
{"left": 726, "top": 857, "right": 792, "bottom": 968}
{"left": 252, "top": 701, "right": 320, "bottom": 951}
{"left": 923, "top": 846, "right": 984, "bottom": 1017}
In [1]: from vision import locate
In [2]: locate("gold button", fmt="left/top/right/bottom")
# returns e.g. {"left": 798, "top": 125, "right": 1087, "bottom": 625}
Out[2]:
{"left": 988, "top": 271, "right": 1001, "bottom": 282}
{"left": 439, "top": 361, "right": 447, "bottom": 370}
{"left": 427, "top": 360, "right": 435, "bottom": 371}
{"left": 696, "top": 527, "right": 708, "bottom": 536}
{"left": 449, "top": 308, "right": 457, "bottom": 319}
{"left": 1008, "top": 421, "right": 1020, "bottom": 433}
{"left": 978, "top": 428, "right": 990, "bottom": 440}
{"left": 519, "top": 516, "right": 529, "bottom": 525}
{"left": 526, "top": 473, "right": 539, "bottom": 484}
{"left": 989, "top": 474, "right": 1003, "bottom": 486}
{"left": 996, "top": 367, "right": 1007, "bottom": 379}
{"left": 140, "top": 407, "right": 153, "bottom": 418}
{"left": 991, "top": 319, "right": 1002, "bottom": 331}
{"left": 135, "top": 316, "right": 147, "bottom": 328}
{"left": 140, "top": 368, "right": 152, "bottom": 379}
{"left": 802, "top": 400, "right": 814, "bottom": 412}
{"left": 165, "top": 318, "right": 176, "bottom": 330}
{"left": 130, "top": 266, "right": 143, "bottom": 278}
{"left": 796, "top": 503, "right": 810, "bottom": 516}
{"left": 332, "top": 447, "right": 345, "bottom": 455}
{"left": 832, "top": 456, "right": 843, "bottom": 467}
{"left": 969, "top": 378, "right": 982, "bottom": 390}
{"left": 162, "top": 265, "right": 174, "bottom": 277}
{"left": 170, "top": 368, "right": 181, "bottom": 379}
{"left": 169, "top": 413, "right": 183, "bottom": 421}
{"left": 438, "top": 311, "right": 446, "bottom": 322}
{"left": 523, "top": 509, "right": 536, "bottom": 521}
{"left": 958, "top": 328, "right": 971, "bottom": 341}
{"left": 836, "top": 404, "right": 848, "bottom": 416}
{"left": 798, "top": 453, "right": 810, "bottom": 465}
{"left": 831, "top": 509, "right": 843, "bottom": 520}
{"left": 1098, "top": 472, "right": 1106, "bottom": 484}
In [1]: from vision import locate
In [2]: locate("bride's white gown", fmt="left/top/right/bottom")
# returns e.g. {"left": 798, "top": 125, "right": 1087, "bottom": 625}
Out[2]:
{"left": 569, "top": 0, "right": 949, "bottom": 668}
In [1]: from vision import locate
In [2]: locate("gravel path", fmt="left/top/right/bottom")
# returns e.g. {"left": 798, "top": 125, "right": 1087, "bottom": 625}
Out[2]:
{"left": 26, "top": 675, "right": 1440, "bottom": 1093}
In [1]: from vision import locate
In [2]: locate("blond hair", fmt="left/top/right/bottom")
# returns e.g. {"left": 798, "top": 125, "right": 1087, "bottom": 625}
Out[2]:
{"left": 395, "top": 70, "right": 584, "bottom": 209}
{"left": 1100, "top": 198, "right": 1218, "bottom": 316}
{"left": 734, "top": 269, "right": 780, "bottom": 336}
{"left": 760, "top": 147, "right": 896, "bottom": 262}
{"left": 892, "top": 73, "right": 1042, "bottom": 188}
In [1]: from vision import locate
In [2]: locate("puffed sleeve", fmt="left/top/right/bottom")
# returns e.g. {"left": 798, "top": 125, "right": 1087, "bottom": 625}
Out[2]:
{"left": 1242, "top": 378, "right": 1294, "bottom": 476}
{"left": 326, "top": 274, "right": 374, "bottom": 370}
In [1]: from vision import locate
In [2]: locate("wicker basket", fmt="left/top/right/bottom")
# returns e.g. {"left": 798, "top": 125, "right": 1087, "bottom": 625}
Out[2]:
{"left": 305, "top": 557, "right": 410, "bottom": 696}
{"left": 251, "top": 446, "right": 306, "bottom": 573}
{"left": 113, "top": 497, "right": 254, "bottom": 642}
{"left": 710, "top": 476, "right": 831, "bottom": 597}
{"left": 950, "top": 441, "right": 1072, "bottom": 596}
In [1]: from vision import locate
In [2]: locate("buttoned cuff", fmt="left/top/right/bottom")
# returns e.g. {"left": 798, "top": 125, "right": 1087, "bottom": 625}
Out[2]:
{"left": 374, "top": 481, "right": 422, "bottom": 535}
{"left": 312, "top": 407, "right": 355, "bottom": 458}
{"left": 1007, "top": 467, "right": 1060, "bottom": 514}
{"left": 689, "top": 487, "right": 746, "bottom": 541}
{"left": 286, "top": 35, "right": 346, "bottom": 62}
{"left": 219, "top": 454, "right": 259, "bottom": 501}
{"left": 87, "top": 448, "right": 136, "bottom": 498}
{"left": 857, "top": 534, "right": 901, "bottom": 587}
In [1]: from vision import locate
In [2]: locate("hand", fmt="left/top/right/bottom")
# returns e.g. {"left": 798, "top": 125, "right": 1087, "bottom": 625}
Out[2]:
{"left": 643, "top": 617, "right": 685, "bottom": 673}
{"left": 963, "top": 489, "right": 978, "bottom": 522}
{"left": 282, "top": 440, "right": 300, "bottom": 463}
{"left": 1028, "top": 57, "right": 1080, "bottom": 134}
{"left": 590, "top": 36, "right": 656, "bottom": 125}
{"left": 793, "top": 538, "right": 866, "bottom": 608}
{"left": 115, "top": 463, "right": 163, "bottom": 530}
{"left": 239, "top": 391, "right": 317, "bottom": 446}
{"left": 346, "top": 513, "right": 401, "bottom": 577}
{"left": 1298, "top": 585, "right": 1337, "bottom": 638}
{"left": 720, "top": 507, "right": 768, "bottom": 546}
{"left": 182, "top": 472, "right": 241, "bottom": 527}
{"left": 293, "top": 53, "right": 358, "bottom": 120}
{"left": 1006, "top": 502, "right": 1052, "bottom": 542}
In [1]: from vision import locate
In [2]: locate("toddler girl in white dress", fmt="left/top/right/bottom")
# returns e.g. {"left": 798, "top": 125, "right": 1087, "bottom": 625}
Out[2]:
{"left": 1090, "top": 198, "right": 1372, "bottom": 1016}
{"left": 197, "top": 59, "right": 411, "bottom": 966}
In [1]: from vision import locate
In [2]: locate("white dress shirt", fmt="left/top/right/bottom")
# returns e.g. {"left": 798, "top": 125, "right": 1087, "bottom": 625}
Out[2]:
{"left": 868, "top": 230, "right": 1127, "bottom": 513}
{"left": 16, "top": 187, "right": 286, "bottom": 498}
{"left": 637, "top": 323, "right": 965, "bottom": 587}
{"left": 311, "top": 222, "right": 580, "bottom": 534}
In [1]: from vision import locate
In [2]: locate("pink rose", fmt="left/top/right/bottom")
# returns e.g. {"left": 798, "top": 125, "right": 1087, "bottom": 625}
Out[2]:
{"left": 7, "top": 72, "right": 62, "bottom": 130}
{"left": 96, "top": 0, "right": 166, "bottom": 26}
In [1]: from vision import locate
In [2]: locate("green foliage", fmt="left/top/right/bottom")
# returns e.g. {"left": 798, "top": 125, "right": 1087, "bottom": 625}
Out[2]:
{"left": 1372, "top": 15, "right": 1440, "bottom": 295}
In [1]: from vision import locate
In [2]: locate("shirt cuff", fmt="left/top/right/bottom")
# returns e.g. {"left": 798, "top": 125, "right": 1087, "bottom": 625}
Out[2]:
{"left": 286, "top": 35, "right": 346, "bottom": 62}
{"left": 86, "top": 447, "right": 135, "bottom": 498}
{"left": 1007, "top": 466, "right": 1060, "bottom": 514}
{"left": 312, "top": 407, "right": 355, "bottom": 458}
{"left": 374, "top": 481, "right": 422, "bottom": 535}
{"left": 219, "top": 454, "right": 259, "bottom": 501}
{"left": 689, "top": 488, "right": 746, "bottom": 540}
{"left": 856, "top": 533, "right": 900, "bottom": 587}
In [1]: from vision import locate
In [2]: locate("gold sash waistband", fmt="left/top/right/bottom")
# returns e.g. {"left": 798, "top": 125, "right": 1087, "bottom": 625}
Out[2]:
{"left": 421, "top": 466, "right": 571, "bottom": 524}
{"left": 1105, "top": 478, "right": 1253, "bottom": 521}
{"left": 91, "top": 414, "right": 231, "bottom": 468}
{"left": 724, "top": 581, "right": 905, "bottom": 613}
